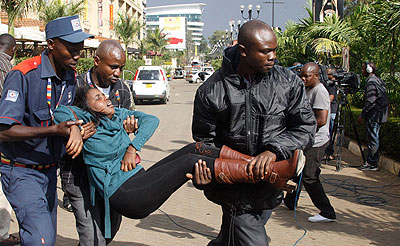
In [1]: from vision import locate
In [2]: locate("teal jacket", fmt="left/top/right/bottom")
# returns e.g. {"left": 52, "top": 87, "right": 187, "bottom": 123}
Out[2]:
{"left": 54, "top": 105, "right": 159, "bottom": 238}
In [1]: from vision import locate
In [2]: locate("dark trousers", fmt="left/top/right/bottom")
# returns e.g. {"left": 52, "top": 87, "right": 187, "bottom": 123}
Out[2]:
{"left": 365, "top": 118, "right": 381, "bottom": 166}
{"left": 208, "top": 206, "right": 271, "bottom": 246}
{"left": 0, "top": 164, "right": 57, "bottom": 246}
{"left": 285, "top": 143, "right": 336, "bottom": 219}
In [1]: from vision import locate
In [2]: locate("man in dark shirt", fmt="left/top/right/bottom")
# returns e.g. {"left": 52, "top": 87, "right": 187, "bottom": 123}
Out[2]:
{"left": 192, "top": 20, "right": 315, "bottom": 245}
{"left": 324, "top": 67, "right": 338, "bottom": 160}
{"left": 358, "top": 62, "right": 388, "bottom": 171}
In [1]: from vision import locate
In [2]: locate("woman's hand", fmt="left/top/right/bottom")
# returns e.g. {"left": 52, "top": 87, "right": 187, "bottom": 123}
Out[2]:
{"left": 123, "top": 115, "right": 138, "bottom": 134}
{"left": 186, "top": 159, "right": 212, "bottom": 185}
{"left": 66, "top": 125, "right": 83, "bottom": 159}
{"left": 81, "top": 121, "right": 96, "bottom": 140}
{"left": 121, "top": 146, "right": 138, "bottom": 172}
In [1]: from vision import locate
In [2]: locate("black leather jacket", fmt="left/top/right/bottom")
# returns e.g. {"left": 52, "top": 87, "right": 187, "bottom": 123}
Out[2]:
{"left": 192, "top": 46, "right": 316, "bottom": 211}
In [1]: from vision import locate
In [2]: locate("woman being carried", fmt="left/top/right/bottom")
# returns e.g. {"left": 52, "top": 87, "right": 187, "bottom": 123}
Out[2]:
{"left": 53, "top": 86, "right": 304, "bottom": 238}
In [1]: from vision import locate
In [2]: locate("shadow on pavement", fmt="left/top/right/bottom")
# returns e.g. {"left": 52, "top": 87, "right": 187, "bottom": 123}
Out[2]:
{"left": 273, "top": 166, "right": 400, "bottom": 246}
{"left": 56, "top": 235, "right": 149, "bottom": 246}
{"left": 136, "top": 213, "right": 218, "bottom": 240}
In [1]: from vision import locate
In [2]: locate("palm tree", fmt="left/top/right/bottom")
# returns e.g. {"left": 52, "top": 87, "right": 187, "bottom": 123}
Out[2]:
{"left": 146, "top": 27, "right": 168, "bottom": 55}
{"left": 363, "top": 0, "right": 400, "bottom": 77}
{"left": 1, "top": 0, "right": 31, "bottom": 35}
{"left": 114, "top": 13, "right": 143, "bottom": 58}
{"left": 37, "top": 0, "right": 85, "bottom": 23}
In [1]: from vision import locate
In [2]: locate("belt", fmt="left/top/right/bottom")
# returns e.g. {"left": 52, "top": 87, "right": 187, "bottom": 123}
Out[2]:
{"left": 1, "top": 153, "right": 56, "bottom": 170}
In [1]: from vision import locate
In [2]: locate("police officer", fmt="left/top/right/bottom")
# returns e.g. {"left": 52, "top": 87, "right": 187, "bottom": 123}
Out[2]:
{"left": 0, "top": 16, "right": 93, "bottom": 245}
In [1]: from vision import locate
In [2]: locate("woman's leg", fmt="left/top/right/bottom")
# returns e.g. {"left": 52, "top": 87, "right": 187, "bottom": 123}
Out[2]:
{"left": 109, "top": 153, "right": 216, "bottom": 219}
{"left": 147, "top": 142, "right": 220, "bottom": 171}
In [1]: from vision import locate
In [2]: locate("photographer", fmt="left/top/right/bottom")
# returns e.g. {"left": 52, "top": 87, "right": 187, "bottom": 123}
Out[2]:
{"left": 358, "top": 62, "right": 388, "bottom": 171}
{"left": 324, "top": 67, "right": 338, "bottom": 160}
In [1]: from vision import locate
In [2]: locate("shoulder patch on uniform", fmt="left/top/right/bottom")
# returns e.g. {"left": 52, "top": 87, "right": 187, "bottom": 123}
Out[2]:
{"left": 12, "top": 56, "right": 42, "bottom": 75}
{"left": 5, "top": 90, "right": 19, "bottom": 102}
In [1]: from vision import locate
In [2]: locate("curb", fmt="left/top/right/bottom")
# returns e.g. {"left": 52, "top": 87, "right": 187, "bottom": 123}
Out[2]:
{"left": 345, "top": 137, "right": 400, "bottom": 176}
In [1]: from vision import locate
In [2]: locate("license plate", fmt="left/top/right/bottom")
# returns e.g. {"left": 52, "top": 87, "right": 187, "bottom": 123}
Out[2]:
{"left": 146, "top": 84, "right": 152, "bottom": 88}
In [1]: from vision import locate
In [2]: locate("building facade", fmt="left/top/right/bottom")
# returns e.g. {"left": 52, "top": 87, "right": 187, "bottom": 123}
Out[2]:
{"left": 1, "top": 0, "right": 146, "bottom": 50}
{"left": 145, "top": 3, "right": 206, "bottom": 50}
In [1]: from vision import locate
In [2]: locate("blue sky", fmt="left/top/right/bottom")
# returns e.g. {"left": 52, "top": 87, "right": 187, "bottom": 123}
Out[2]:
{"left": 147, "top": 0, "right": 311, "bottom": 38}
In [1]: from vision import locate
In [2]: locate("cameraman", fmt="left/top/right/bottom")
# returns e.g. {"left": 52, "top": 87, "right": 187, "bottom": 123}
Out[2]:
{"left": 324, "top": 67, "right": 338, "bottom": 160}
{"left": 358, "top": 62, "right": 388, "bottom": 171}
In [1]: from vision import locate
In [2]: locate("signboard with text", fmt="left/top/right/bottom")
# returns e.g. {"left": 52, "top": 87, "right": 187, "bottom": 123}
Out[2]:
{"left": 159, "top": 17, "right": 186, "bottom": 50}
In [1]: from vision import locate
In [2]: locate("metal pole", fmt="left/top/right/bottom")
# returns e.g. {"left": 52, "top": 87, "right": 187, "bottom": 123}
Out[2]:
{"left": 272, "top": 0, "right": 274, "bottom": 27}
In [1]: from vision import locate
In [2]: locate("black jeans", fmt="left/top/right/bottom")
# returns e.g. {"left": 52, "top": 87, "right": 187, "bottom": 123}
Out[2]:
{"left": 285, "top": 143, "right": 336, "bottom": 219}
{"left": 109, "top": 142, "right": 220, "bottom": 219}
{"left": 208, "top": 206, "right": 271, "bottom": 246}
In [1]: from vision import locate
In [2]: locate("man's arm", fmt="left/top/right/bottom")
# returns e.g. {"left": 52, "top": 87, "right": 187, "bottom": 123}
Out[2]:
{"left": 263, "top": 76, "right": 317, "bottom": 160}
{"left": 314, "top": 108, "right": 329, "bottom": 129}
{"left": 192, "top": 89, "right": 217, "bottom": 146}
{"left": 0, "top": 121, "right": 82, "bottom": 141}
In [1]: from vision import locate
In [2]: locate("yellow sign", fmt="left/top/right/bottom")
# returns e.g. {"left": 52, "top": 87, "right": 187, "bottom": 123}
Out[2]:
{"left": 162, "top": 17, "right": 182, "bottom": 31}
{"left": 110, "top": 5, "right": 114, "bottom": 30}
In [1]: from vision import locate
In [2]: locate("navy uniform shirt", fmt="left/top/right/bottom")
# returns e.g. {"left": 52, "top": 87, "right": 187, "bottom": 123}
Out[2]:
{"left": 0, "top": 50, "right": 76, "bottom": 165}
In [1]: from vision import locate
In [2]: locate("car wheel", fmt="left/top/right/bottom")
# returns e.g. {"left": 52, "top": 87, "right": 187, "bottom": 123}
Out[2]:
{"left": 196, "top": 78, "right": 201, "bottom": 83}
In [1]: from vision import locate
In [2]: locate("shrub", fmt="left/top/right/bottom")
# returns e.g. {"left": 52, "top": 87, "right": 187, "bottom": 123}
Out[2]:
{"left": 344, "top": 107, "right": 400, "bottom": 161}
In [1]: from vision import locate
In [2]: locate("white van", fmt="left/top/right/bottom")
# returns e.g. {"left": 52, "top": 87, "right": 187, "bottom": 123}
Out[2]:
{"left": 131, "top": 66, "right": 170, "bottom": 104}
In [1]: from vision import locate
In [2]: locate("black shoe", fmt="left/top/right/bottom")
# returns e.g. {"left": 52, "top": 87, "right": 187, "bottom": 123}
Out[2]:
{"left": 283, "top": 193, "right": 296, "bottom": 210}
{"left": 62, "top": 197, "right": 73, "bottom": 212}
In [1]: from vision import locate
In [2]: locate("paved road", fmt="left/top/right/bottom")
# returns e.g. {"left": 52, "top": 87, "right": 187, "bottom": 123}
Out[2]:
{"left": 9, "top": 79, "right": 400, "bottom": 245}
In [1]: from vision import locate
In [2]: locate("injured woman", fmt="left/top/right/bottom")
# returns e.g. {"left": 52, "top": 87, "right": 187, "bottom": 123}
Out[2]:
{"left": 53, "top": 86, "right": 304, "bottom": 238}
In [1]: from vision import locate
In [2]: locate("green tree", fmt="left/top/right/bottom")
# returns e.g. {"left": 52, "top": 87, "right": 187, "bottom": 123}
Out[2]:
{"left": 37, "top": 0, "right": 85, "bottom": 23}
{"left": 146, "top": 27, "right": 168, "bottom": 55}
{"left": 1, "top": 0, "right": 31, "bottom": 35}
{"left": 114, "top": 13, "right": 143, "bottom": 58}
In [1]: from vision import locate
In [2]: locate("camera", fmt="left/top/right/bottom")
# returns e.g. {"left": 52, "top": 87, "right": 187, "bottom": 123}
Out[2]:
{"left": 320, "top": 65, "right": 360, "bottom": 94}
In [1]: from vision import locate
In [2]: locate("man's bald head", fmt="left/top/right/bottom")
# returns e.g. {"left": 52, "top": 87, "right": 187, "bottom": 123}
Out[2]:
{"left": 236, "top": 20, "right": 277, "bottom": 75}
{"left": 93, "top": 40, "right": 126, "bottom": 87}
{"left": 302, "top": 62, "right": 319, "bottom": 74}
{"left": 95, "top": 40, "right": 125, "bottom": 60}
{"left": 300, "top": 62, "right": 320, "bottom": 88}
{"left": 238, "top": 20, "right": 275, "bottom": 47}
{"left": 0, "top": 33, "right": 16, "bottom": 56}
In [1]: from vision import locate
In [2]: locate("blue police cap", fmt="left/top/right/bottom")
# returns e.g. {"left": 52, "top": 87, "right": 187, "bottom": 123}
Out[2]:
{"left": 45, "top": 15, "right": 94, "bottom": 43}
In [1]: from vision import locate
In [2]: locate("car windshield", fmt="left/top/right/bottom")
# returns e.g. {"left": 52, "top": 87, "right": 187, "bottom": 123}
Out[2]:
{"left": 138, "top": 70, "right": 160, "bottom": 80}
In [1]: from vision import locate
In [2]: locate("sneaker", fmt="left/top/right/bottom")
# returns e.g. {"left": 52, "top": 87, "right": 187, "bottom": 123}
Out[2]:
{"left": 308, "top": 214, "right": 335, "bottom": 223}
{"left": 360, "top": 163, "right": 378, "bottom": 171}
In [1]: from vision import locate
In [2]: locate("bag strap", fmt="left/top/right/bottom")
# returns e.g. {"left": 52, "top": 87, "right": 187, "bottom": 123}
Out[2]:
{"left": 66, "top": 106, "right": 80, "bottom": 121}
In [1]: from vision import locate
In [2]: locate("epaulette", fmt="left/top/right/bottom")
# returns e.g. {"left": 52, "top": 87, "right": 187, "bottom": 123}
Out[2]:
{"left": 12, "top": 56, "right": 42, "bottom": 75}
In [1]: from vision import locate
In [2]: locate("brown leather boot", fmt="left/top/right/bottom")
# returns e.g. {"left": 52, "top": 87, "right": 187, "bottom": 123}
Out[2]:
{"left": 219, "top": 145, "right": 254, "bottom": 162}
{"left": 264, "top": 150, "right": 305, "bottom": 192}
{"left": 214, "top": 158, "right": 256, "bottom": 184}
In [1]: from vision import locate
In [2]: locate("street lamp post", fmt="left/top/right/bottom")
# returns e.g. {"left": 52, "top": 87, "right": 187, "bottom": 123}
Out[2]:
{"left": 263, "top": 1, "right": 284, "bottom": 28}
{"left": 240, "top": 4, "right": 261, "bottom": 20}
